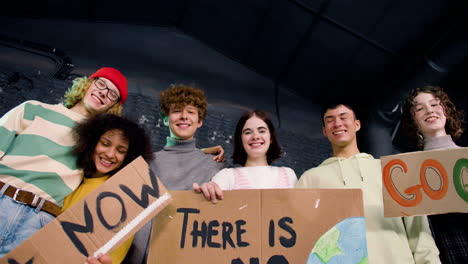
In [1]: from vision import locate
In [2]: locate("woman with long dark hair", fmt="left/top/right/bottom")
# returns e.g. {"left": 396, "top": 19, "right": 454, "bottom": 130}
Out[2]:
{"left": 194, "top": 109, "right": 296, "bottom": 202}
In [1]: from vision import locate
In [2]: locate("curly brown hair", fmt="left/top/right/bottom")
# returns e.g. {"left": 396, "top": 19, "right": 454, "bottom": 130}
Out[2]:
{"left": 232, "top": 110, "right": 282, "bottom": 165}
{"left": 159, "top": 84, "right": 207, "bottom": 121}
{"left": 402, "top": 85, "right": 464, "bottom": 149}
{"left": 73, "top": 114, "right": 154, "bottom": 178}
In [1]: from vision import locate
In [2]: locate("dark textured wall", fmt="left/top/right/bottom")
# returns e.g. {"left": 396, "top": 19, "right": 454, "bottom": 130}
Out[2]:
{"left": 0, "top": 69, "right": 331, "bottom": 176}
{"left": 0, "top": 17, "right": 332, "bottom": 177}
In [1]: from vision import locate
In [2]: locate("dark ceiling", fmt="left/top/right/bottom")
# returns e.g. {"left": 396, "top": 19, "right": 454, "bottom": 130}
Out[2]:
{"left": 2, "top": 0, "right": 468, "bottom": 114}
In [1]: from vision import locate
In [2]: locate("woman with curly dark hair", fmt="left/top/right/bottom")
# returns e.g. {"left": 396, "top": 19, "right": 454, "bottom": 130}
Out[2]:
{"left": 401, "top": 85, "right": 467, "bottom": 264}
{"left": 194, "top": 110, "right": 297, "bottom": 203}
{"left": 63, "top": 114, "right": 154, "bottom": 264}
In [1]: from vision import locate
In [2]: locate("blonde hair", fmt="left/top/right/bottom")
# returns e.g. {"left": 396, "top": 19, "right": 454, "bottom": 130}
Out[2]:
{"left": 63, "top": 77, "right": 123, "bottom": 115}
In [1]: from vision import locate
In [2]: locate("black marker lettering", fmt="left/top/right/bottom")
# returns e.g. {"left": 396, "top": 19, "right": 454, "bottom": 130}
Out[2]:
{"left": 268, "top": 219, "right": 275, "bottom": 247}
{"left": 231, "top": 258, "right": 259, "bottom": 264}
{"left": 60, "top": 202, "right": 94, "bottom": 256}
{"left": 222, "top": 222, "right": 235, "bottom": 249}
{"left": 278, "top": 217, "right": 296, "bottom": 248}
{"left": 236, "top": 220, "right": 249, "bottom": 247}
{"left": 119, "top": 168, "right": 160, "bottom": 208}
{"left": 96, "top": 192, "right": 126, "bottom": 230}
{"left": 207, "top": 220, "right": 221, "bottom": 248}
{"left": 177, "top": 208, "right": 200, "bottom": 248}
{"left": 267, "top": 255, "right": 288, "bottom": 264}
{"left": 7, "top": 258, "right": 34, "bottom": 264}
{"left": 191, "top": 220, "right": 207, "bottom": 247}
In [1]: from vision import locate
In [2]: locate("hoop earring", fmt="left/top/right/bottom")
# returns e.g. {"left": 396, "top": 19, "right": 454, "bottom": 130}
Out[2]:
{"left": 417, "top": 132, "right": 424, "bottom": 141}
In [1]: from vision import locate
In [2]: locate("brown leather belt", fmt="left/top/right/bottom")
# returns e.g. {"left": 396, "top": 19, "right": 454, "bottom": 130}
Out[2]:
{"left": 0, "top": 181, "right": 62, "bottom": 217}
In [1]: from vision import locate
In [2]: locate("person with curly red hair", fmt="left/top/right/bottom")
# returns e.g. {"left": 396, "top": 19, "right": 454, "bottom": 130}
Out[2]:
{"left": 402, "top": 85, "right": 467, "bottom": 264}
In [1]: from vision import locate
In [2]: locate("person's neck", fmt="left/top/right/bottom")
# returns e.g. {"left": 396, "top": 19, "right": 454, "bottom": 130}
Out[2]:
{"left": 423, "top": 130, "right": 448, "bottom": 140}
{"left": 332, "top": 143, "right": 360, "bottom": 159}
{"left": 88, "top": 171, "right": 106, "bottom": 178}
{"left": 165, "top": 136, "right": 194, "bottom": 147}
{"left": 244, "top": 156, "right": 268, "bottom": 167}
{"left": 70, "top": 101, "right": 92, "bottom": 117}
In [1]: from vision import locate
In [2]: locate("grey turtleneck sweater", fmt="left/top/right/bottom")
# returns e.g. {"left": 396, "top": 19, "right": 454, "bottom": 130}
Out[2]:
{"left": 150, "top": 138, "right": 225, "bottom": 190}
{"left": 423, "top": 135, "right": 460, "bottom": 151}
{"left": 125, "top": 138, "right": 225, "bottom": 264}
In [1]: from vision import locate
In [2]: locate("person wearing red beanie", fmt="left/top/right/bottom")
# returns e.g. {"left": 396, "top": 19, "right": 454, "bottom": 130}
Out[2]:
{"left": 89, "top": 67, "right": 128, "bottom": 104}
{"left": 0, "top": 66, "right": 129, "bottom": 258}
{"left": 63, "top": 67, "right": 128, "bottom": 117}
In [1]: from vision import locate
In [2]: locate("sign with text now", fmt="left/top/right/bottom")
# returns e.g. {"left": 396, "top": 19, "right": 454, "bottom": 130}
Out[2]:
{"left": 1, "top": 157, "right": 171, "bottom": 264}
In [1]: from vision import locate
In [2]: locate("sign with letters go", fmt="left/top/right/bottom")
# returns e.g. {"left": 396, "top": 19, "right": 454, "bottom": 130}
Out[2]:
{"left": 381, "top": 147, "right": 468, "bottom": 217}
{"left": 149, "top": 189, "right": 368, "bottom": 264}
{"left": 1, "top": 157, "right": 172, "bottom": 264}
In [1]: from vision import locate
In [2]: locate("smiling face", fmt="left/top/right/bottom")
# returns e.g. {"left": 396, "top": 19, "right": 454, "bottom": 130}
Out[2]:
{"left": 83, "top": 77, "right": 120, "bottom": 115}
{"left": 412, "top": 92, "right": 447, "bottom": 138}
{"left": 93, "top": 129, "right": 129, "bottom": 177}
{"left": 322, "top": 104, "right": 361, "bottom": 148}
{"left": 241, "top": 115, "right": 271, "bottom": 161}
{"left": 168, "top": 104, "right": 203, "bottom": 140}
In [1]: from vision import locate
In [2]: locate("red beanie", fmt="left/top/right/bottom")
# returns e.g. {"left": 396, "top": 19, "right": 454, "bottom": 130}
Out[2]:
{"left": 89, "top": 67, "right": 128, "bottom": 104}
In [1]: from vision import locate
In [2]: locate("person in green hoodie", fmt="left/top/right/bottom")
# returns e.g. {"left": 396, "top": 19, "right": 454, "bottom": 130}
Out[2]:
{"left": 296, "top": 102, "right": 441, "bottom": 264}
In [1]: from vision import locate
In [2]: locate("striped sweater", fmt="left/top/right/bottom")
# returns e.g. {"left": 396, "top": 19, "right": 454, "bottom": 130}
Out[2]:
{"left": 0, "top": 100, "right": 85, "bottom": 206}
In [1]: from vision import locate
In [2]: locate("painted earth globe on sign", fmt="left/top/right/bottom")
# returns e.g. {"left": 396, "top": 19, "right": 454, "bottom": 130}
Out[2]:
{"left": 307, "top": 217, "right": 368, "bottom": 264}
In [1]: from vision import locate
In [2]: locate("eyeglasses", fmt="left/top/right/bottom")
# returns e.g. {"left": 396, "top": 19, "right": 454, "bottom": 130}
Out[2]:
{"left": 93, "top": 78, "right": 120, "bottom": 102}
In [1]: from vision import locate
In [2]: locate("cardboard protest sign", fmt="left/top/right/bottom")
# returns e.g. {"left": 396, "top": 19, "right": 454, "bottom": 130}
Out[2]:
{"left": 1, "top": 157, "right": 172, "bottom": 264}
{"left": 381, "top": 147, "right": 468, "bottom": 217}
{"left": 149, "top": 189, "right": 367, "bottom": 264}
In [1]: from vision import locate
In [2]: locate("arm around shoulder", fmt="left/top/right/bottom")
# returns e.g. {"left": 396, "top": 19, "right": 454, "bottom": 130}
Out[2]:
{"left": 201, "top": 145, "right": 226, "bottom": 163}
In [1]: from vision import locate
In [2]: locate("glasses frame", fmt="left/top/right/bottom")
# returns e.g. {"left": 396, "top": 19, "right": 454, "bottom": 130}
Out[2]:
{"left": 93, "top": 78, "right": 120, "bottom": 102}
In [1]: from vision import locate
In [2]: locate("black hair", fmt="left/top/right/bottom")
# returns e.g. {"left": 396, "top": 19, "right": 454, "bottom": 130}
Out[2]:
{"left": 320, "top": 101, "right": 359, "bottom": 126}
{"left": 73, "top": 114, "right": 154, "bottom": 178}
{"left": 232, "top": 110, "right": 282, "bottom": 165}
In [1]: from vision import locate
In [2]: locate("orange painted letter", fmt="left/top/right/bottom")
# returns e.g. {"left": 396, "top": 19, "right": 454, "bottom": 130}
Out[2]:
{"left": 383, "top": 159, "right": 422, "bottom": 207}
{"left": 420, "top": 159, "right": 448, "bottom": 200}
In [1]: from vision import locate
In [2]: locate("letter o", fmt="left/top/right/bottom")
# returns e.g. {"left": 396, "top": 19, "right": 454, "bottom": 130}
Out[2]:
{"left": 453, "top": 158, "right": 468, "bottom": 202}
{"left": 420, "top": 159, "right": 448, "bottom": 200}
{"left": 96, "top": 192, "right": 127, "bottom": 230}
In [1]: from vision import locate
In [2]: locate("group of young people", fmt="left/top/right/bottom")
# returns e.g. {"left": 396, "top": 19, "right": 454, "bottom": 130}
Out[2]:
{"left": 0, "top": 66, "right": 466, "bottom": 264}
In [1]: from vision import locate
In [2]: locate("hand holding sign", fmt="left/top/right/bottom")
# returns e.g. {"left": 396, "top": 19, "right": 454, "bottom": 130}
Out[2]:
{"left": 86, "top": 253, "right": 112, "bottom": 264}
{"left": 193, "top": 181, "right": 224, "bottom": 204}
{"left": 149, "top": 189, "right": 367, "bottom": 264}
